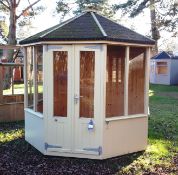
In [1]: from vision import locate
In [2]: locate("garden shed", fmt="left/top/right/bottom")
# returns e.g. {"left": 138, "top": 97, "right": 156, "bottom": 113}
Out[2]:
{"left": 150, "top": 51, "right": 178, "bottom": 85}
{"left": 20, "top": 10, "right": 154, "bottom": 159}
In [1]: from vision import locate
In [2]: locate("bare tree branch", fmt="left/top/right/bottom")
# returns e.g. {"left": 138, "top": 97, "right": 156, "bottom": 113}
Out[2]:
{"left": 4, "top": 0, "right": 10, "bottom": 7}
{"left": 0, "top": 0, "right": 10, "bottom": 10}
{"left": 16, "top": 0, "right": 21, "bottom": 7}
{"left": 16, "top": 0, "right": 41, "bottom": 19}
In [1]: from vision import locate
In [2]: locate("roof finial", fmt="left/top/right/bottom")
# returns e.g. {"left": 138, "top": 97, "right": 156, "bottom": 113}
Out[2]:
{"left": 83, "top": 5, "right": 99, "bottom": 13}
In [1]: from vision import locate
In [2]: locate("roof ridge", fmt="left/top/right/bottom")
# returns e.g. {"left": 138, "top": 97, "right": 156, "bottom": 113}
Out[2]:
{"left": 91, "top": 12, "right": 107, "bottom": 37}
{"left": 40, "top": 12, "right": 87, "bottom": 38}
{"left": 94, "top": 13, "right": 155, "bottom": 42}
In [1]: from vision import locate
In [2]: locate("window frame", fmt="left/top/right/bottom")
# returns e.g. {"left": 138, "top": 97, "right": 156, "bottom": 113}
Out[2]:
{"left": 105, "top": 46, "right": 150, "bottom": 121}
{"left": 25, "top": 45, "right": 43, "bottom": 115}
{"left": 156, "top": 61, "right": 168, "bottom": 75}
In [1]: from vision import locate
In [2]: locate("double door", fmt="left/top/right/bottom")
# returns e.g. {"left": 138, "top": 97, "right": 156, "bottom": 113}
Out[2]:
{"left": 46, "top": 45, "right": 102, "bottom": 155}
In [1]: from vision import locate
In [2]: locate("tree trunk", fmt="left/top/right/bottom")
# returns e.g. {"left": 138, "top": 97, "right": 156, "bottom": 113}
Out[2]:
{"left": 150, "top": 0, "right": 160, "bottom": 54}
{"left": 4, "top": 0, "right": 17, "bottom": 89}
{"left": 8, "top": 0, "right": 17, "bottom": 48}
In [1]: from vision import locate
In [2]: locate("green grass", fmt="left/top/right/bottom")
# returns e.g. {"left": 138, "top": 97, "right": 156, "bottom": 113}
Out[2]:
{"left": 119, "top": 84, "right": 178, "bottom": 174}
{"left": 0, "top": 84, "right": 178, "bottom": 174}
{"left": 3, "top": 83, "right": 25, "bottom": 95}
{"left": 3, "top": 83, "right": 43, "bottom": 95}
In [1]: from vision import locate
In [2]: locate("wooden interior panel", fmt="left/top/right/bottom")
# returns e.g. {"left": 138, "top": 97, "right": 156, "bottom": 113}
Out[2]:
{"left": 80, "top": 51, "right": 95, "bottom": 118}
{"left": 106, "top": 46, "right": 125, "bottom": 117}
{"left": 128, "top": 47, "right": 146, "bottom": 115}
{"left": 53, "top": 51, "right": 67, "bottom": 117}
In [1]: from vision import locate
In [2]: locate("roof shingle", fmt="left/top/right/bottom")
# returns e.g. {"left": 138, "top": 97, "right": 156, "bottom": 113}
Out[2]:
{"left": 19, "top": 11, "right": 155, "bottom": 45}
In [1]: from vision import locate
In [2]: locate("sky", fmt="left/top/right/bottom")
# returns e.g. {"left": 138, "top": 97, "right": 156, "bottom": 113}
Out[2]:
{"left": 29, "top": 0, "right": 151, "bottom": 36}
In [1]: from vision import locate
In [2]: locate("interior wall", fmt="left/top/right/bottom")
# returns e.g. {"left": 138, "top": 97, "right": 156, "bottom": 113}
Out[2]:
{"left": 106, "top": 46, "right": 125, "bottom": 117}
{"left": 128, "top": 47, "right": 146, "bottom": 115}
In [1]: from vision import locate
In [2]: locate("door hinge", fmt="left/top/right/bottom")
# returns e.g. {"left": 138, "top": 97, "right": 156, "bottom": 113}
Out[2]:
{"left": 45, "top": 143, "right": 62, "bottom": 150}
{"left": 83, "top": 146, "right": 102, "bottom": 155}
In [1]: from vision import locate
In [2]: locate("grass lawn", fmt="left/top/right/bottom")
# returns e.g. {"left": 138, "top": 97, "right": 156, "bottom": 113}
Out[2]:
{"left": 3, "top": 83, "right": 43, "bottom": 95}
{"left": 0, "top": 84, "right": 178, "bottom": 175}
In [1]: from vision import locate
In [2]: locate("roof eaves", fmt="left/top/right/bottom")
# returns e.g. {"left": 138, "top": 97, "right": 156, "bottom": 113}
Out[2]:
{"left": 91, "top": 12, "right": 107, "bottom": 37}
{"left": 39, "top": 12, "right": 87, "bottom": 38}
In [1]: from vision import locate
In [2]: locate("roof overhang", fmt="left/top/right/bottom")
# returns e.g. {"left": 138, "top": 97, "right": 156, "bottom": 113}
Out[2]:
{"left": 20, "top": 40, "right": 154, "bottom": 48}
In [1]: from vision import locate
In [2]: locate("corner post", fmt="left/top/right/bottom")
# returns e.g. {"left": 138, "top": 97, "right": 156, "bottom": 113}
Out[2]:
{"left": 33, "top": 46, "right": 37, "bottom": 111}
{"left": 23, "top": 47, "right": 28, "bottom": 108}
{"left": 124, "top": 46, "right": 129, "bottom": 116}
{"left": 144, "top": 47, "right": 150, "bottom": 115}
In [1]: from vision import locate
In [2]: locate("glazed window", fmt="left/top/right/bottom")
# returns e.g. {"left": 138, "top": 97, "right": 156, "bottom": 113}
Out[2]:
{"left": 156, "top": 62, "right": 168, "bottom": 74}
{"left": 80, "top": 51, "right": 95, "bottom": 118}
{"left": 26, "top": 46, "right": 43, "bottom": 113}
{"left": 53, "top": 51, "right": 68, "bottom": 117}
{"left": 106, "top": 46, "right": 125, "bottom": 118}
{"left": 26, "top": 47, "right": 34, "bottom": 109}
{"left": 35, "top": 46, "right": 43, "bottom": 113}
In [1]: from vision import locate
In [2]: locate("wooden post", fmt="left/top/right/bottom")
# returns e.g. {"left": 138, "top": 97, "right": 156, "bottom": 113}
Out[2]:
{"left": 23, "top": 47, "right": 28, "bottom": 108}
{"left": 144, "top": 47, "right": 150, "bottom": 115}
{"left": 124, "top": 46, "right": 129, "bottom": 116}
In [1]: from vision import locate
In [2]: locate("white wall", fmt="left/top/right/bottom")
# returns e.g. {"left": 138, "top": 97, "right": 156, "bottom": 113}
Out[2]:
{"left": 102, "top": 117, "right": 148, "bottom": 159}
{"left": 150, "top": 59, "right": 171, "bottom": 85}
{"left": 25, "top": 109, "right": 45, "bottom": 154}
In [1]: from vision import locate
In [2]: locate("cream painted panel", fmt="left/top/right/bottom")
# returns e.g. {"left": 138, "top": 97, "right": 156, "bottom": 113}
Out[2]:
{"left": 102, "top": 117, "right": 148, "bottom": 158}
{"left": 46, "top": 45, "right": 73, "bottom": 152}
{"left": 73, "top": 45, "right": 103, "bottom": 155}
{"left": 25, "top": 110, "right": 45, "bottom": 154}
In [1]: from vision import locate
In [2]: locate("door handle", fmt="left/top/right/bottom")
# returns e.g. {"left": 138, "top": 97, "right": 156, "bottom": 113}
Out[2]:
{"left": 74, "top": 94, "right": 83, "bottom": 104}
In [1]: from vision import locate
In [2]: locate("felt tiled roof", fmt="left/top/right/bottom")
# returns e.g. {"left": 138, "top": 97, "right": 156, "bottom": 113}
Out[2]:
{"left": 19, "top": 11, "right": 155, "bottom": 45}
{"left": 152, "top": 51, "right": 171, "bottom": 59}
{"left": 152, "top": 51, "right": 178, "bottom": 60}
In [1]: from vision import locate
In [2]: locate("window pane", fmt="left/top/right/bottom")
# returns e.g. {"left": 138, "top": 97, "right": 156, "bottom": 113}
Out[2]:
{"left": 157, "top": 62, "right": 168, "bottom": 74}
{"left": 106, "top": 46, "right": 125, "bottom": 117}
{"left": 53, "top": 51, "right": 68, "bottom": 117}
{"left": 27, "top": 47, "right": 34, "bottom": 109}
{"left": 80, "top": 51, "right": 95, "bottom": 118}
{"left": 128, "top": 47, "right": 146, "bottom": 115}
{"left": 36, "top": 46, "right": 43, "bottom": 113}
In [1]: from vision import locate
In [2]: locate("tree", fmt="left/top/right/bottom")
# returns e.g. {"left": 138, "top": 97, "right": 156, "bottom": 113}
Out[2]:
{"left": 0, "top": 0, "right": 43, "bottom": 89}
{"left": 114, "top": 0, "right": 178, "bottom": 53}
{"left": 55, "top": 0, "right": 115, "bottom": 20}
{"left": 0, "top": 0, "right": 42, "bottom": 55}
{"left": 0, "top": 16, "right": 8, "bottom": 44}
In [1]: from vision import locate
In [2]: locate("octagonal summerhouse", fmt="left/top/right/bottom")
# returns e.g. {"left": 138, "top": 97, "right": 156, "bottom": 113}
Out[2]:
{"left": 20, "top": 11, "right": 155, "bottom": 159}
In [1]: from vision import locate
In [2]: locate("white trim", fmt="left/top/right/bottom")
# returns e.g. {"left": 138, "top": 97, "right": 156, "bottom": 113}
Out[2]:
{"left": 20, "top": 41, "right": 154, "bottom": 47}
{"left": 33, "top": 46, "right": 38, "bottom": 111}
{"left": 40, "top": 13, "right": 86, "bottom": 38}
{"left": 105, "top": 114, "right": 147, "bottom": 122}
{"left": 91, "top": 12, "right": 107, "bottom": 37}
{"left": 25, "top": 108, "right": 44, "bottom": 118}
{"left": 124, "top": 46, "right": 129, "bottom": 116}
